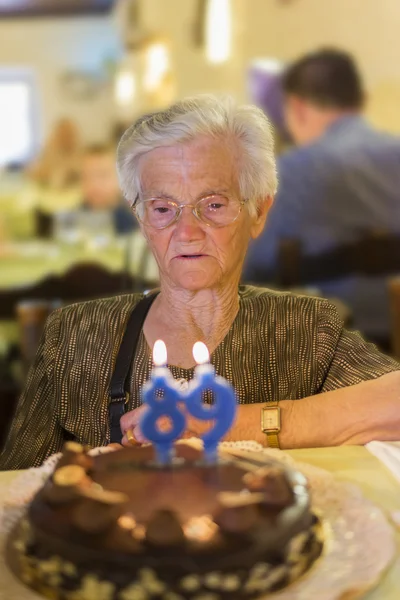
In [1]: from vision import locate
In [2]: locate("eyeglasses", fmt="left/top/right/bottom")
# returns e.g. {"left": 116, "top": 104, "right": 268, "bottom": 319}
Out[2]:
{"left": 133, "top": 194, "right": 245, "bottom": 230}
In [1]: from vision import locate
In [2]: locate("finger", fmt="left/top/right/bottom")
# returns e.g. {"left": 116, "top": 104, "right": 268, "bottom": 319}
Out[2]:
{"left": 132, "top": 425, "right": 147, "bottom": 444}
{"left": 120, "top": 405, "right": 147, "bottom": 433}
{"left": 121, "top": 425, "right": 148, "bottom": 447}
{"left": 121, "top": 432, "right": 141, "bottom": 448}
{"left": 121, "top": 434, "right": 131, "bottom": 448}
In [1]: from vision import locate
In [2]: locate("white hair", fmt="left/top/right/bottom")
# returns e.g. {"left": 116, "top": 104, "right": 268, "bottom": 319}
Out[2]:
{"left": 116, "top": 95, "right": 277, "bottom": 216}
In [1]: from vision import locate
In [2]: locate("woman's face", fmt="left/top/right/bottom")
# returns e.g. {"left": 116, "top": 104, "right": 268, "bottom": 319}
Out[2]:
{"left": 138, "top": 136, "right": 269, "bottom": 292}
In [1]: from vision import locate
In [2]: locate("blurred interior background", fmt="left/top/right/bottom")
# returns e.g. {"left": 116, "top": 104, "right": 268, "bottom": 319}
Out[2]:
{"left": 1, "top": 0, "right": 400, "bottom": 444}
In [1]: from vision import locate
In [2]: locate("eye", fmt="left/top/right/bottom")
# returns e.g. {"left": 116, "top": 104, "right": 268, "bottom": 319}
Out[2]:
{"left": 204, "top": 196, "right": 229, "bottom": 210}
{"left": 150, "top": 199, "right": 176, "bottom": 214}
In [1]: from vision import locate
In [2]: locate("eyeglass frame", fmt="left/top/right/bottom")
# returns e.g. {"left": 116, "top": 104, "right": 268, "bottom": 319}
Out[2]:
{"left": 131, "top": 193, "right": 246, "bottom": 230}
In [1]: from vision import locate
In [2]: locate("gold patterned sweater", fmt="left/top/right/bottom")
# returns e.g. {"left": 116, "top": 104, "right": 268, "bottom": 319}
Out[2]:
{"left": 1, "top": 286, "right": 399, "bottom": 469}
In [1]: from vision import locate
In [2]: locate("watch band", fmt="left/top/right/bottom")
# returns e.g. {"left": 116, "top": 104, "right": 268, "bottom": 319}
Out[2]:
{"left": 261, "top": 401, "right": 281, "bottom": 449}
{"left": 265, "top": 430, "right": 280, "bottom": 449}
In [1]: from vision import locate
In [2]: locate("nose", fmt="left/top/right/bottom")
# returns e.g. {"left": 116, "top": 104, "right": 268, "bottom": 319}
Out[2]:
{"left": 173, "top": 206, "right": 205, "bottom": 243}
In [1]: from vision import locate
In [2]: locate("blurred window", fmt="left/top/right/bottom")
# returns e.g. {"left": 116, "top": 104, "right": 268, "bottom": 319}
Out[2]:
{"left": 0, "top": 75, "right": 35, "bottom": 168}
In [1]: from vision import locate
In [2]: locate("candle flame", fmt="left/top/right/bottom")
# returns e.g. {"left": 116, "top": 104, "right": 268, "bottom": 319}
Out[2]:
{"left": 153, "top": 339, "right": 167, "bottom": 366}
{"left": 193, "top": 341, "right": 210, "bottom": 365}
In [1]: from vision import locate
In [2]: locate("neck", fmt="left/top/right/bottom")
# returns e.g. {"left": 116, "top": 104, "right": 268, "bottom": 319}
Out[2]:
{"left": 315, "top": 109, "right": 359, "bottom": 140}
{"left": 159, "top": 278, "right": 240, "bottom": 341}
{"left": 145, "top": 278, "right": 240, "bottom": 366}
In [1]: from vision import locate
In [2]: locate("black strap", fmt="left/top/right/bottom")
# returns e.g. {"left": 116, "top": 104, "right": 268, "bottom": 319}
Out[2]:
{"left": 108, "top": 291, "right": 158, "bottom": 443}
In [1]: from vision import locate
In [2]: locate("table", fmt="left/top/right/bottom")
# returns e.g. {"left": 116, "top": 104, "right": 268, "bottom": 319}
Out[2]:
{"left": 286, "top": 446, "right": 400, "bottom": 600}
{"left": 0, "top": 234, "right": 159, "bottom": 346}
{"left": 1, "top": 446, "right": 399, "bottom": 598}
{"left": 0, "top": 235, "right": 158, "bottom": 290}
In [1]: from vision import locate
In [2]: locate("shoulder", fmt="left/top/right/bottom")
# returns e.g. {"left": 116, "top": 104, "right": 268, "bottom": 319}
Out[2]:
{"left": 276, "top": 146, "right": 319, "bottom": 202}
{"left": 45, "top": 293, "right": 151, "bottom": 369}
{"left": 278, "top": 145, "right": 317, "bottom": 173}
{"left": 55, "top": 293, "right": 146, "bottom": 334}
{"left": 239, "top": 285, "right": 340, "bottom": 328}
{"left": 239, "top": 284, "right": 335, "bottom": 309}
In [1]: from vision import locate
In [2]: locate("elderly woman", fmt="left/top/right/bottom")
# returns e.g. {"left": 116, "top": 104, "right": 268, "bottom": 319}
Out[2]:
{"left": 1, "top": 96, "right": 399, "bottom": 469}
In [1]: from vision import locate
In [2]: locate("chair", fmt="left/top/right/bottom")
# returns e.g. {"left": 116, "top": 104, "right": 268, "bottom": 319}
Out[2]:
{"left": 245, "top": 231, "right": 400, "bottom": 351}
{"left": 34, "top": 208, "right": 54, "bottom": 239}
{"left": 0, "top": 263, "right": 158, "bottom": 375}
{"left": 56, "top": 263, "right": 136, "bottom": 302}
{"left": 0, "top": 262, "right": 158, "bottom": 320}
{"left": 389, "top": 277, "right": 400, "bottom": 359}
{"left": 275, "top": 232, "right": 400, "bottom": 288}
{"left": 0, "top": 381, "right": 19, "bottom": 450}
{"left": 0, "top": 275, "right": 59, "bottom": 320}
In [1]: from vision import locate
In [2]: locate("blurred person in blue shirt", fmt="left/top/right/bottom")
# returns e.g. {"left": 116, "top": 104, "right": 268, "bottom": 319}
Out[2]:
{"left": 244, "top": 48, "right": 400, "bottom": 348}
{"left": 81, "top": 144, "right": 137, "bottom": 235}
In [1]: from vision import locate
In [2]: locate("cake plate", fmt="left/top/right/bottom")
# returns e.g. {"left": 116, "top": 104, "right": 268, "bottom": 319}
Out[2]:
{"left": 0, "top": 441, "right": 395, "bottom": 600}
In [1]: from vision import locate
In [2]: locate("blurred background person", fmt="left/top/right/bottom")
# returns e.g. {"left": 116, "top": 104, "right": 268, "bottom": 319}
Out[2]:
{"left": 247, "top": 59, "right": 291, "bottom": 154}
{"left": 27, "top": 118, "right": 82, "bottom": 189}
{"left": 80, "top": 144, "right": 137, "bottom": 236}
{"left": 244, "top": 48, "right": 400, "bottom": 350}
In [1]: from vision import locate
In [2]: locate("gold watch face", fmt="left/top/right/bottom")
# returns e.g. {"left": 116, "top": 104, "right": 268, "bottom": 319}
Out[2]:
{"left": 261, "top": 406, "right": 281, "bottom": 433}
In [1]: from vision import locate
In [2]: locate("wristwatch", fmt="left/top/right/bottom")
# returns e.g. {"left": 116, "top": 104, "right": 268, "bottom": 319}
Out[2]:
{"left": 261, "top": 401, "right": 281, "bottom": 448}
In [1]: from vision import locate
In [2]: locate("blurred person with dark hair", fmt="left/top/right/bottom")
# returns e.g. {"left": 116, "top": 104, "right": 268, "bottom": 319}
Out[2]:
{"left": 28, "top": 118, "right": 82, "bottom": 188}
{"left": 80, "top": 144, "right": 137, "bottom": 235}
{"left": 244, "top": 48, "right": 400, "bottom": 348}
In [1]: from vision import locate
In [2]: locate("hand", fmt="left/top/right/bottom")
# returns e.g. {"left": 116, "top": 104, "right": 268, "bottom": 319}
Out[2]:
{"left": 120, "top": 405, "right": 148, "bottom": 447}
{"left": 120, "top": 405, "right": 182, "bottom": 447}
{"left": 119, "top": 403, "right": 207, "bottom": 448}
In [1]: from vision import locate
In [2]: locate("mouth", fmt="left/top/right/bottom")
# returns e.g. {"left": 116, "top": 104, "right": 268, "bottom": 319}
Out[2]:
{"left": 176, "top": 254, "right": 208, "bottom": 260}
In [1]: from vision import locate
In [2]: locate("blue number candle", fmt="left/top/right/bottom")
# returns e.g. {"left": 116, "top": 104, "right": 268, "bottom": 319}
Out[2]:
{"left": 140, "top": 340, "right": 186, "bottom": 464}
{"left": 185, "top": 342, "right": 237, "bottom": 462}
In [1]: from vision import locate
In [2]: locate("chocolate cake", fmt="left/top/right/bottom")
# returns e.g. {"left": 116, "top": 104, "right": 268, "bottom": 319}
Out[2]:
{"left": 7, "top": 441, "right": 323, "bottom": 600}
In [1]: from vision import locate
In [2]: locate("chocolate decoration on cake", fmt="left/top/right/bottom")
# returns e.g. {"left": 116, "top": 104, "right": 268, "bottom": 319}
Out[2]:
{"left": 43, "top": 464, "right": 93, "bottom": 505}
{"left": 80, "top": 487, "right": 129, "bottom": 505}
{"left": 214, "top": 492, "right": 261, "bottom": 533}
{"left": 42, "top": 480, "right": 81, "bottom": 506}
{"left": 183, "top": 514, "right": 219, "bottom": 542}
{"left": 6, "top": 442, "right": 324, "bottom": 600}
{"left": 52, "top": 465, "right": 90, "bottom": 488}
{"left": 217, "top": 490, "right": 266, "bottom": 507}
{"left": 243, "top": 466, "right": 294, "bottom": 507}
{"left": 71, "top": 499, "right": 125, "bottom": 534}
{"left": 56, "top": 442, "right": 94, "bottom": 471}
{"left": 117, "top": 514, "right": 137, "bottom": 531}
{"left": 145, "top": 509, "right": 185, "bottom": 546}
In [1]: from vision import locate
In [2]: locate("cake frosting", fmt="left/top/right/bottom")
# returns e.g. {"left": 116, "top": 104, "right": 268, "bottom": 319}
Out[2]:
{"left": 6, "top": 440, "right": 323, "bottom": 600}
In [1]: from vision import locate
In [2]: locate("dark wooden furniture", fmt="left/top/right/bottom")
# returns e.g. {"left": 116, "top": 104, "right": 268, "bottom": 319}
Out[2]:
{"left": 245, "top": 232, "right": 400, "bottom": 353}
{"left": 0, "top": 263, "right": 157, "bottom": 320}
{"left": 0, "top": 262, "right": 158, "bottom": 447}
{"left": 0, "top": 381, "right": 19, "bottom": 451}
{"left": 389, "top": 277, "right": 400, "bottom": 360}
{"left": 275, "top": 233, "right": 400, "bottom": 288}
{"left": 0, "top": 263, "right": 157, "bottom": 376}
{"left": 34, "top": 209, "right": 54, "bottom": 239}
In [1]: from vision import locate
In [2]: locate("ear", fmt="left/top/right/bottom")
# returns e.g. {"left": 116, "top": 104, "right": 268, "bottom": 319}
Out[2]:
{"left": 250, "top": 196, "right": 273, "bottom": 239}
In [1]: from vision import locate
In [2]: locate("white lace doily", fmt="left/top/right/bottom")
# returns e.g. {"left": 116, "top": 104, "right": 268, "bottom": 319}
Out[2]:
{"left": 0, "top": 441, "right": 396, "bottom": 600}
